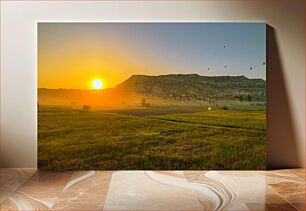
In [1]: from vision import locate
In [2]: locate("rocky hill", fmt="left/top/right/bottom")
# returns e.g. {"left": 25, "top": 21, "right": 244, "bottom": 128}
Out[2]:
{"left": 115, "top": 74, "right": 266, "bottom": 102}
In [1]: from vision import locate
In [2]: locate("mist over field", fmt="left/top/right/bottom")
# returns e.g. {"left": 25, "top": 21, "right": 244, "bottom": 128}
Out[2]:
{"left": 38, "top": 74, "right": 266, "bottom": 108}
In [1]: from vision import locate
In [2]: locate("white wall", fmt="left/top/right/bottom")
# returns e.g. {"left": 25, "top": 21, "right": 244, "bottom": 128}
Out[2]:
{"left": 1, "top": 0, "right": 304, "bottom": 168}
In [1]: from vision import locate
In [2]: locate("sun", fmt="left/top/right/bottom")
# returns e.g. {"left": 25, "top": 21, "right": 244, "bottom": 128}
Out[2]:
{"left": 92, "top": 79, "right": 104, "bottom": 90}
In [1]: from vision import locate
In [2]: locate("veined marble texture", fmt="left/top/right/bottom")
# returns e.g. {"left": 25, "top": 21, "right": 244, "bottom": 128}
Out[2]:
{"left": 0, "top": 169, "right": 36, "bottom": 204}
{"left": 0, "top": 169, "right": 304, "bottom": 211}
{"left": 104, "top": 171, "right": 204, "bottom": 210}
{"left": 52, "top": 171, "right": 112, "bottom": 210}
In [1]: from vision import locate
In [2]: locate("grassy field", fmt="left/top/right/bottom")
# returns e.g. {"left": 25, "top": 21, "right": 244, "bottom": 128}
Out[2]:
{"left": 38, "top": 105, "right": 266, "bottom": 170}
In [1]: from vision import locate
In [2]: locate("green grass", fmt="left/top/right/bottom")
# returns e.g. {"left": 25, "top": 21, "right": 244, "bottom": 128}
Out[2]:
{"left": 38, "top": 106, "right": 266, "bottom": 170}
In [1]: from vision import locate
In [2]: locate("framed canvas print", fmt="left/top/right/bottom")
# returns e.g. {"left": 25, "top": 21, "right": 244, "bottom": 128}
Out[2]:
{"left": 38, "top": 23, "right": 266, "bottom": 170}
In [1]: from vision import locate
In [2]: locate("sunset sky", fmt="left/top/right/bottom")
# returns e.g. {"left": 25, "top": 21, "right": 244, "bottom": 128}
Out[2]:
{"left": 38, "top": 23, "right": 266, "bottom": 89}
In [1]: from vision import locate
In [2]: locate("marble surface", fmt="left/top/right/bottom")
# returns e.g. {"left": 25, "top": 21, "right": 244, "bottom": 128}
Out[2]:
{"left": 0, "top": 169, "right": 304, "bottom": 210}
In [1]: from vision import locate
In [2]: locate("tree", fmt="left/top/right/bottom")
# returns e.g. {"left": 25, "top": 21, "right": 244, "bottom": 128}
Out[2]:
{"left": 239, "top": 95, "right": 244, "bottom": 102}
{"left": 247, "top": 95, "right": 252, "bottom": 102}
{"left": 141, "top": 98, "right": 150, "bottom": 107}
{"left": 141, "top": 98, "right": 146, "bottom": 107}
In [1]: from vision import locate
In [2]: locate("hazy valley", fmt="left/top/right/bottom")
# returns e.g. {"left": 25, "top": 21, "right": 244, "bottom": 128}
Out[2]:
{"left": 38, "top": 74, "right": 266, "bottom": 109}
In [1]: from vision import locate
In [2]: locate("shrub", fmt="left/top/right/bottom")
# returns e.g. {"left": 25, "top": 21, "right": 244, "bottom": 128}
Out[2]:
{"left": 141, "top": 98, "right": 150, "bottom": 107}
{"left": 83, "top": 105, "right": 90, "bottom": 111}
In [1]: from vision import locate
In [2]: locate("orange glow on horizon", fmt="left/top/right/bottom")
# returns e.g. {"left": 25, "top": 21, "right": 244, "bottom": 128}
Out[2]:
{"left": 38, "top": 24, "right": 169, "bottom": 90}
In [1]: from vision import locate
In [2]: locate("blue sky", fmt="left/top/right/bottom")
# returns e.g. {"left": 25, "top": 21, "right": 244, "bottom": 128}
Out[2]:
{"left": 113, "top": 23, "right": 266, "bottom": 79}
